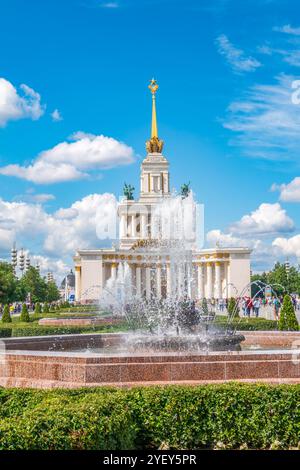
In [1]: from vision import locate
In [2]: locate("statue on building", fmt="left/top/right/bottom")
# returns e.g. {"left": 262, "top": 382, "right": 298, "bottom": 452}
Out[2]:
{"left": 180, "top": 182, "right": 191, "bottom": 199}
{"left": 123, "top": 183, "right": 135, "bottom": 200}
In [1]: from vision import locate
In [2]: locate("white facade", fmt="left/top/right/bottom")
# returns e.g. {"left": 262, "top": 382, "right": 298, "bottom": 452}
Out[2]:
{"left": 73, "top": 81, "right": 251, "bottom": 303}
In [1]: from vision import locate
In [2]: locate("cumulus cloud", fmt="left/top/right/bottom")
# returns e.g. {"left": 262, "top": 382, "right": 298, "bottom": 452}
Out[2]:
{"left": 271, "top": 177, "right": 300, "bottom": 202}
{"left": 206, "top": 229, "right": 246, "bottom": 247}
{"left": 0, "top": 193, "right": 118, "bottom": 257}
{"left": 215, "top": 34, "right": 261, "bottom": 73}
{"left": 0, "top": 132, "right": 135, "bottom": 184}
{"left": 0, "top": 192, "right": 119, "bottom": 277}
{"left": 273, "top": 234, "right": 300, "bottom": 259}
{"left": 229, "top": 203, "right": 294, "bottom": 236}
{"left": 0, "top": 78, "right": 45, "bottom": 127}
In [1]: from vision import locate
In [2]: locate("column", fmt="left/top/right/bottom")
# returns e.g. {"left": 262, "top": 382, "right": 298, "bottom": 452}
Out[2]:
{"left": 145, "top": 266, "right": 151, "bottom": 299}
{"left": 131, "top": 214, "right": 137, "bottom": 237}
{"left": 135, "top": 265, "right": 141, "bottom": 297}
{"left": 141, "top": 214, "right": 147, "bottom": 238}
{"left": 120, "top": 214, "right": 126, "bottom": 238}
{"left": 166, "top": 263, "right": 172, "bottom": 296}
{"left": 215, "top": 262, "right": 222, "bottom": 299}
{"left": 156, "top": 264, "right": 162, "bottom": 299}
{"left": 206, "top": 262, "right": 213, "bottom": 299}
{"left": 75, "top": 266, "right": 81, "bottom": 302}
{"left": 197, "top": 263, "right": 204, "bottom": 299}
{"left": 111, "top": 262, "right": 117, "bottom": 280}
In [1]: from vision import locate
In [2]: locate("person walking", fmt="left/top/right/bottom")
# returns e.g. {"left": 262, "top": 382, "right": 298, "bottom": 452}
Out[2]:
{"left": 253, "top": 298, "right": 260, "bottom": 318}
{"left": 273, "top": 298, "right": 281, "bottom": 321}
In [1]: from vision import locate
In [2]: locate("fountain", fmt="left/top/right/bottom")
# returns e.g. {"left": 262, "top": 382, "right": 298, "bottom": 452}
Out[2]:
{"left": 96, "top": 192, "right": 245, "bottom": 353}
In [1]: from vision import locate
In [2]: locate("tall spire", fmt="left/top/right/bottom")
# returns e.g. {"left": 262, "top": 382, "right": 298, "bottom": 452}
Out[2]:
{"left": 149, "top": 78, "right": 158, "bottom": 138}
{"left": 146, "top": 78, "right": 164, "bottom": 153}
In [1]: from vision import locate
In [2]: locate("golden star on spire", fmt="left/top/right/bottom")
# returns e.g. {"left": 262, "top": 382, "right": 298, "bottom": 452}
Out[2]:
{"left": 148, "top": 78, "right": 159, "bottom": 94}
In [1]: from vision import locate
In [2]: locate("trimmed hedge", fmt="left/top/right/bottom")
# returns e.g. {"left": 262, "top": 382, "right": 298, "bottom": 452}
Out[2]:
{"left": 215, "top": 317, "right": 280, "bottom": 331}
{"left": 0, "top": 322, "right": 128, "bottom": 338}
{"left": 0, "top": 384, "right": 299, "bottom": 449}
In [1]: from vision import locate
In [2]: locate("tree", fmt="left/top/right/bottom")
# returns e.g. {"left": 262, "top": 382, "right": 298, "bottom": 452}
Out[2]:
{"left": 34, "top": 302, "right": 41, "bottom": 316}
{"left": 251, "top": 272, "right": 268, "bottom": 297}
{"left": 46, "top": 281, "right": 60, "bottom": 302}
{"left": 43, "top": 303, "right": 49, "bottom": 314}
{"left": 2, "top": 304, "right": 12, "bottom": 323}
{"left": 19, "top": 267, "right": 47, "bottom": 303}
{"left": 278, "top": 295, "right": 299, "bottom": 331}
{"left": 20, "top": 304, "right": 30, "bottom": 323}
{"left": 0, "top": 262, "right": 18, "bottom": 304}
{"left": 228, "top": 297, "right": 239, "bottom": 318}
{"left": 251, "top": 263, "right": 300, "bottom": 296}
{"left": 201, "top": 298, "right": 209, "bottom": 315}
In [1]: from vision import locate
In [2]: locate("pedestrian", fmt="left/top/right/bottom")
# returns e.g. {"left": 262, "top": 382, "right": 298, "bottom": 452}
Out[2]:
{"left": 253, "top": 298, "right": 260, "bottom": 317}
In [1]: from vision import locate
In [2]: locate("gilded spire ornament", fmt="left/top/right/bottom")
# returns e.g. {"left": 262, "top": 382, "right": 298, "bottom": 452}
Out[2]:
{"left": 146, "top": 78, "right": 164, "bottom": 153}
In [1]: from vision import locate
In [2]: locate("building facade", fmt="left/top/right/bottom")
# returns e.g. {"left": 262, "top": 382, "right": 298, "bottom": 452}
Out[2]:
{"left": 73, "top": 80, "right": 251, "bottom": 303}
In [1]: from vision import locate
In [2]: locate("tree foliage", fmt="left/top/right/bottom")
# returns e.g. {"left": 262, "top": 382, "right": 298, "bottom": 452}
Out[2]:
{"left": 278, "top": 295, "right": 299, "bottom": 331}
{"left": 20, "top": 304, "right": 30, "bottom": 323}
{"left": 228, "top": 297, "right": 239, "bottom": 318}
{"left": 46, "top": 281, "right": 60, "bottom": 302}
{"left": 251, "top": 262, "right": 300, "bottom": 296}
{"left": 2, "top": 304, "right": 12, "bottom": 323}
{"left": 0, "top": 262, "right": 18, "bottom": 304}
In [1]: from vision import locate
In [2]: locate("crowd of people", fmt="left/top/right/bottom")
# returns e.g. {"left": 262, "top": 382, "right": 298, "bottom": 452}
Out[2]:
{"left": 209, "top": 295, "right": 300, "bottom": 320}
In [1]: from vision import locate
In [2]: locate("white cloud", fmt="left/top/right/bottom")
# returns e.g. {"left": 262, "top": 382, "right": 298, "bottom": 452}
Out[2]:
{"left": 273, "top": 234, "right": 300, "bottom": 259}
{"left": 216, "top": 34, "right": 261, "bottom": 73}
{"left": 0, "top": 193, "right": 118, "bottom": 255}
{"left": 206, "top": 229, "right": 246, "bottom": 247}
{"left": 229, "top": 203, "right": 294, "bottom": 236}
{"left": 271, "top": 177, "right": 300, "bottom": 202}
{"left": 273, "top": 24, "right": 300, "bottom": 36}
{"left": 0, "top": 132, "right": 135, "bottom": 184}
{"left": 0, "top": 78, "right": 45, "bottom": 127}
{"left": 0, "top": 192, "right": 118, "bottom": 277}
{"left": 223, "top": 74, "right": 300, "bottom": 161}
{"left": 51, "top": 109, "right": 62, "bottom": 122}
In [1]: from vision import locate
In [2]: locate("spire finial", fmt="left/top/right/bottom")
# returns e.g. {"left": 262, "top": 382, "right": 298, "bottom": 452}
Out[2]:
{"left": 146, "top": 78, "right": 164, "bottom": 153}
{"left": 149, "top": 78, "right": 158, "bottom": 138}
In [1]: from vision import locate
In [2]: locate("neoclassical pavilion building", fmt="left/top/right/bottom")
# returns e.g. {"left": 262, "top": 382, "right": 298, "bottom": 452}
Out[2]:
{"left": 73, "top": 80, "right": 251, "bottom": 303}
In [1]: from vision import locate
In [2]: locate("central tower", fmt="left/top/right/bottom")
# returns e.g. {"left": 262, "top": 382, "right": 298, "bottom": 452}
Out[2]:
{"left": 139, "top": 79, "right": 170, "bottom": 203}
{"left": 119, "top": 79, "right": 171, "bottom": 248}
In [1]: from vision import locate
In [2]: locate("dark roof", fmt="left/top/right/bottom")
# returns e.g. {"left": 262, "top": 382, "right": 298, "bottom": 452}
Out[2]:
{"left": 60, "top": 269, "right": 75, "bottom": 289}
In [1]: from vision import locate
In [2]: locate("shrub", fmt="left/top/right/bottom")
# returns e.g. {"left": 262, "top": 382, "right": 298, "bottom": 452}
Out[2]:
{"left": 0, "top": 384, "right": 299, "bottom": 449}
{"left": 19, "top": 304, "right": 30, "bottom": 323}
{"left": 278, "top": 295, "right": 299, "bottom": 331}
{"left": 228, "top": 297, "right": 239, "bottom": 318}
{"left": 2, "top": 305, "right": 12, "bottom": 323}
{"left": 0, "top": 321, "right": 128, "bottom": 338}
{"left": 201, "top": 298, "right": 209, "bottom": 315}
{"left": 34, "top": 303, "right": 41, "bottom": 316}
{"left": 43, "top": 303, "right": 49, "bottom": 314}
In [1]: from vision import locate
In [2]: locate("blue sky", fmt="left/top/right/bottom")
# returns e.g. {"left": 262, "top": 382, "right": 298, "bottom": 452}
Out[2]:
{"left": 1, "top": 0, "right": 300, "bottom": 277}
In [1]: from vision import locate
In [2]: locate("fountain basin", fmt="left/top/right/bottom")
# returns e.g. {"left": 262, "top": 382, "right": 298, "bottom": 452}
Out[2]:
{"left": 128, "top": 333, "right": 245, "bottom": 352}
{"left": 0, "top": 332, "right": 300, "bottom": 388}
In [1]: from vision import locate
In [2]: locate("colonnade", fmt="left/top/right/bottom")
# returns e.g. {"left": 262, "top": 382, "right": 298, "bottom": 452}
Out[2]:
{"left": 106, "top": 259, "right": 229, "bottom": 300}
